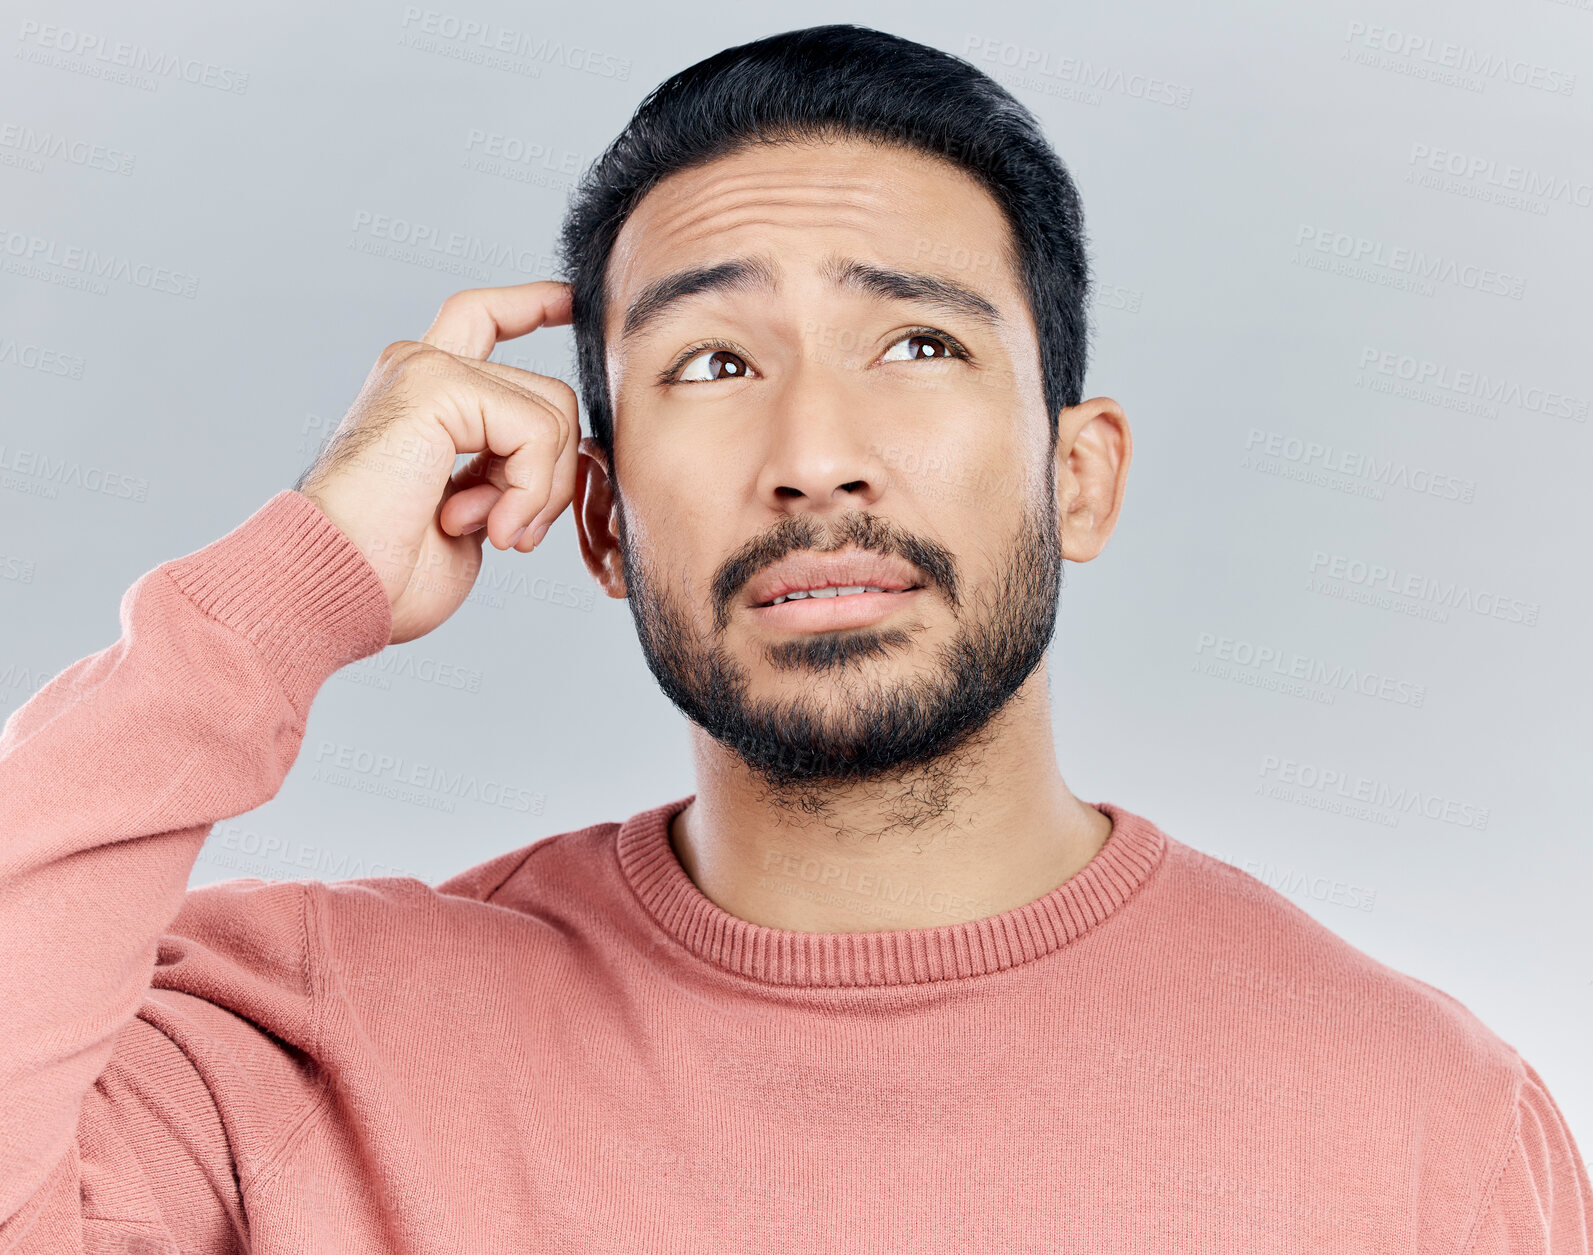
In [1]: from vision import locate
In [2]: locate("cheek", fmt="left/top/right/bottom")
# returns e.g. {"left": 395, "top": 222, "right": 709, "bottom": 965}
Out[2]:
{"left": 615, "top": 473, "right": 719, "bottom": 598}
{"left": 615, "top": 390, "right": 766, "bottom": 522}
{"left": 872, "top": 392, "right": 1026, "bottom": 510}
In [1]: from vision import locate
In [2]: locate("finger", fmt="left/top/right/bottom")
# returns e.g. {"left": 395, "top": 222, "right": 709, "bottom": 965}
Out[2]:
{"left": 421, "top": 281, "right": 574, "bottom": 361}
{"left": 438, "top": 452, "right": 502, "bottom": 536}
{"left": 521, "top": 365, "right": 584, "bottom": 549}
{"left": 385, "top": 345, "right": 580, "bottom": 551}
{"left": 450, "top": 358, "right": 582, "bottom": 549}
{"left": 404, "top": 352, "right": 581, "bottom": 470}
{"left": 452, "top": 355, "right": 581, "bottom": 439}
{"left": 431, "top": 367, "right": 576, "bottom": 551}
{"left": 440, "top": 482, "right": 502, "bottom": 538}
{"left": 445, "top": 443, "right": 572, "bottom": 552}
{"left": 511, "top": 424, "right": 580, "bottom": 552}
{"left": 486, "top": 404, "right": 569, "bottom": 549}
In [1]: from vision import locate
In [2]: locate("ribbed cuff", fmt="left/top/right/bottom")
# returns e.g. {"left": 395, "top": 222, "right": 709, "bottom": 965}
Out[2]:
{"left": 161, "top": 490, "right": 393, "bottom": 718}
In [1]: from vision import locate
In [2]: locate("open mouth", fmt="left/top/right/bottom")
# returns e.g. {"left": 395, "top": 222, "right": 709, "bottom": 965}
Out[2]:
{"left": 759, "top": 585, "right": 922, "bottom": 607}
{"left": 748, "top": 584, "right": 927, "bottom": 633}
{"left": 741, "top": 546, "right": 928, "bottom": 626}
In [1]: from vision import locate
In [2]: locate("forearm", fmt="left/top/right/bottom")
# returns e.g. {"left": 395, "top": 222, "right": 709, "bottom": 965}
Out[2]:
{"left": 0, "top": 490, "right": 390, "bottom": 1223}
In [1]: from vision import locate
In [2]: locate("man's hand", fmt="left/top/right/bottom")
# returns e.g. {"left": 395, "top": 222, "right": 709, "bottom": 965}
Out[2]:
{"left": 297, "top": 281, "right": 579, "bottom": 645}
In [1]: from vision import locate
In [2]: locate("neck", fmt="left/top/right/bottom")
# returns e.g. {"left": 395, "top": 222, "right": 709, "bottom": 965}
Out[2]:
{"left": 668, "top": 661, "right": 1113, "bottom": 933}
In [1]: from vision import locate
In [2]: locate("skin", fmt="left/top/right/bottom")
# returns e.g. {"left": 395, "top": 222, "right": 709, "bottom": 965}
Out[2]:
{"left": 569, "top": 136, "right": 1134, "bottom": 933}
{"left": 298, "top": 137, "right": 1131, "bottom": 935}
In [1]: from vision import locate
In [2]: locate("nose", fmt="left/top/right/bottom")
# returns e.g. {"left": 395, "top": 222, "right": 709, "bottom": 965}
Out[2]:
{"left": 753, "top": 366, "right": 888, "bottom": 513}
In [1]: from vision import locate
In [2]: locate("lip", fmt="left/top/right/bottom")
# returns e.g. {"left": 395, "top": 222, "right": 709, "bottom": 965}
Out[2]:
{"left": 749, "top": 587, "right": 925, "bottom": 632}
{"left": 743, "top": 549, "right": 924, "bottom": 609}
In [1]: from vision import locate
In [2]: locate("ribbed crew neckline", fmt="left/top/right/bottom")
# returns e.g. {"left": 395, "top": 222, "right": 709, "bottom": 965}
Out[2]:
{"left": 614, "top": 796, "right": 1165, "bottom": 987}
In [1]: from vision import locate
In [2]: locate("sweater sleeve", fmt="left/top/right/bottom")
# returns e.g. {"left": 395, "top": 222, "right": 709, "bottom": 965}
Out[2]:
{"left": 0, "top": 490, "right": 392, "bottom": 1246}
{"left": 1463, "top": 1059, "right": 1593, "bottom": 1253}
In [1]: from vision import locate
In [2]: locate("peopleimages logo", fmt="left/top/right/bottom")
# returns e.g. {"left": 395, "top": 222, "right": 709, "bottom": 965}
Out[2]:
{"left": 0, "top": 336, "right": 85, "bottom": 379}
{"left": 203, "top": 822, "right": 426, "bottom": 883}
{"left": 336, "top": 650, "right": 484, "bottom": 693}
{"left": 14, "top": 20, "right": 250, "bottom": 93}
{"left": 1242, "top": 428, "right": 1476, "bottom": 504}
{"left": 310, "top": 739, "right": 545, "bottom": 815}
{"left": 348, "top": 210, "right": 558, "bottom": 283}
{"left": 1407, "top": 143, "right": 1593, "bottom": 213}
{"left": 1293, "top": 225, "right": 1524, "bottom": 299}
{"left": 1193, "top": 631, "right": 1427, "bottom": 708}
{"left": 1357, "top": 347, "right": 1588, "bottom": 422}
{"left": 1203, "top": 851, "right": 1378, "bottom": 914}
{"left": 1343, "top": 21, "right": 1576, "bottom": 95}
{"left": 397, "top": 8, "right": 632, "bottom": 79}
{"left": 1307, "top": 551, "right": 1540, "bottom": 626}
{"left": 1257, "top": 754, "right": 1491, "bottom": 831}
{"left": 0, "top": 123, "right": 135, "bottom": 175}
{"left": 0, "top": 441, "right": 149, "bottom": 501}
{"left": 461, "top": 128, "right": 587, "bottom": 192}
{"left": 963, "top": 35, "right": 1194, "bottom": 107}
{"left": 0, "top": 225, "right": 199, "bottom": 298}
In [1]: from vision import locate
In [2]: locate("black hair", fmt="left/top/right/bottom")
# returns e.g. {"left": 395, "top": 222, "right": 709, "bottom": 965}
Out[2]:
{"left": 554, "top": 23, "right": 1091, "bottom": 465}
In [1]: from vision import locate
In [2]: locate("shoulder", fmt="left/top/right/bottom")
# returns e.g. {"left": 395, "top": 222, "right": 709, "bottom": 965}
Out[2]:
{"left": 431, "top": 819, "right": 621, "bottom": 904}
{"left": 1095, "top": 801, "right": 1527, "bottom": 1107}
{"left": 1130, "top": 820, "right": 1558, "bottom": 1223}
{"left": 1145, "top": 829, "right": 1527, "bottom": 1113}
{"left": 296, "top": 812, "right": 629, "bottom": 943}
{"left": 1163, "top": 836, "right": 1513, "bottom": 1054}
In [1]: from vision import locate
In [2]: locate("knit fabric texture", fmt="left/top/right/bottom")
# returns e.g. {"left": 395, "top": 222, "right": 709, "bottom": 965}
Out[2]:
{"left": 1, "top": 489, "right": 1587, "bottom": 1253}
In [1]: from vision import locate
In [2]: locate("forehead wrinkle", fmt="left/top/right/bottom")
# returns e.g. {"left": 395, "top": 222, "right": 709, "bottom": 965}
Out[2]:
{"left": 662, "top": 164, "right": 896, "bottom": 212}
{"left": 619, "top": 244, "right": 1010, "bottom": 348}
{"left": 611, "top": 156, "right": 1018, "bottom": 346}
{"left": 608, "top": 202, "right": 884, "bottom": 344}
{"left": 665, "top": 198, "right": 890, "bottom": 246}
{"left": 642, "top": 164, "right": 904, "bottom": 243}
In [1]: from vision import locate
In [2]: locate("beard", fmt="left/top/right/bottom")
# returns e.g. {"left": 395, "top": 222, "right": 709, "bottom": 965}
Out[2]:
{"left": 615, "top": 467, "right": 1063, "bottom": 813}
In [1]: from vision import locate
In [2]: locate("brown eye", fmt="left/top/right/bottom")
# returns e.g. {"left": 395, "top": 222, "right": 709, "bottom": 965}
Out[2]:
{"left": 881, "top": 332, "right": 959, "bottom": 363}
{"left": 678, "top": 348, "right": 750, "bottom": 382}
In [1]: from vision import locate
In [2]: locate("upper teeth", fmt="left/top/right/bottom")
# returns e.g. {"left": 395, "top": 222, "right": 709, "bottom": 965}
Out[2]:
{"left": 770, "top": 585, "right": 891, "bottom": 604}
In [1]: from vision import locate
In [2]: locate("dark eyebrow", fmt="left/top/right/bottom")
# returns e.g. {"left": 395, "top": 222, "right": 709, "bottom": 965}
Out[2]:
{"left": 620, "top": 255, "right": 779, "bottom": 344}
{"left": 619, "top": 251, "right": 1003, "bottom": 344}
{"left": 817, "top": 254, "right": 1003, "bottom": 332}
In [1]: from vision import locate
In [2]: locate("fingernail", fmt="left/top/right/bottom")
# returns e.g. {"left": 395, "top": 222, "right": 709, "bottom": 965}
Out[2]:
{"left": 462, "top": 521, "right": 486, "bottom": 535}
{"left": 530, "top": 520, "right": 551, "bottom": 547}
{"left": 507, "top": 524, "right": 528, "bottom": 547}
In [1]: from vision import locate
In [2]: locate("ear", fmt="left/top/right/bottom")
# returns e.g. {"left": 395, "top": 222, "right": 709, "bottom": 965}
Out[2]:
{"left": 1053, "top": 396, "right": 1132, "bottom": 563}
{"left": 573, "top": 436, "right": 629, "bottom": 598}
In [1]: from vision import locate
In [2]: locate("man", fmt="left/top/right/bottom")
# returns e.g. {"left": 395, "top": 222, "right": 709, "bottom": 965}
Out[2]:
{"left": 1, "top": 22, "right": 1586, "bottom": 1254}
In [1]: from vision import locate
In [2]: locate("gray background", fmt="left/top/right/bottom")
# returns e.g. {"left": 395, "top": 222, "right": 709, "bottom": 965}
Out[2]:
{"left": 3, "top": 0, "right": 1590, "bottom": 1144}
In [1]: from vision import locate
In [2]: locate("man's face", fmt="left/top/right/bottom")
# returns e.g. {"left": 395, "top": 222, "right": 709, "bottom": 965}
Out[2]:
{"left": 595, "top": 136, "right": 1063, "bottom": 789}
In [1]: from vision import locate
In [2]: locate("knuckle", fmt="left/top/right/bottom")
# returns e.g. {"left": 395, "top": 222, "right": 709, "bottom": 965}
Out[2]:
{"left": 545, "top": 392, "right": 578, "bottom": 432}
{"left": 535, "top": 389, "right": 578, "bottom": 441}
{"left": 525, "top": 407, "right": 566, "bottom": 448}
{"left": 545, "top": 376, "right": 579, "bottom": 414}
{"left": 389, "top": 344, "right": 454, "bottom": 386}
{"left": 377, "top": 339, "right": 419, "bottom": 368}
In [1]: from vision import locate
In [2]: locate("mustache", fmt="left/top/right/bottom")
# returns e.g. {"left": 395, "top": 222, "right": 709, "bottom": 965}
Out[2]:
{"left": 711, "top": 511, "right": 961, "bottom": 633}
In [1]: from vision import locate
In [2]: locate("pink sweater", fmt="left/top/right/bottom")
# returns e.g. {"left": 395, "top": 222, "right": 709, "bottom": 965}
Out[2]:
{"left": 1, "top": 489, "right": 1588, "bottom": 1254}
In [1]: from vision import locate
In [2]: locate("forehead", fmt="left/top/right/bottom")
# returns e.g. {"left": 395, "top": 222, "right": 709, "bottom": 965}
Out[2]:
{"left": 603, "top": 137, "right": 1023, "bottom": 330}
